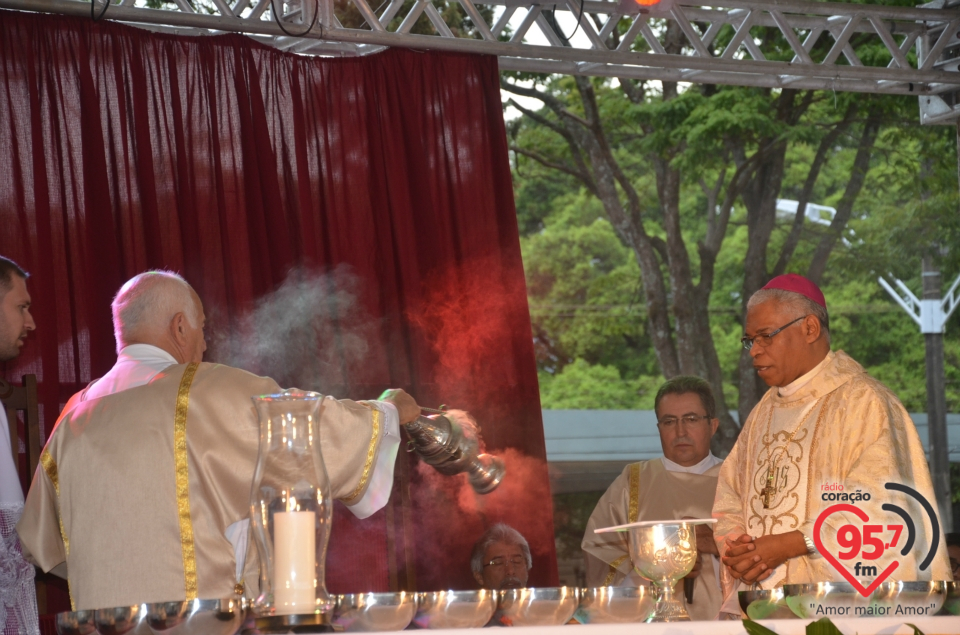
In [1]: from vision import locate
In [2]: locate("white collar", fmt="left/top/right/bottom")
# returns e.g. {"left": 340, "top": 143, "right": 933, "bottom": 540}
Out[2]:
{"left": 117, "top": 343, "right": 178, "bottom": 366}
{"left": 661, "top": 453, "right": 722, "bottom": 475}
{"left": 777, "top": 350, "right": 833, "bottom": 398}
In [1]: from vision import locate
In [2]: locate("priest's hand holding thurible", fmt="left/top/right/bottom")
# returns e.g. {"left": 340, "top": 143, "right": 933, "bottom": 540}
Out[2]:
{"left": 379, "top": 388, "right": 421, "bottom": 424}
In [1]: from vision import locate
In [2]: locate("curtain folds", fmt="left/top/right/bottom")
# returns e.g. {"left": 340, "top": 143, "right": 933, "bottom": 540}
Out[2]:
{"left": 0, "top": 9, "right": 557, "bottom": 604}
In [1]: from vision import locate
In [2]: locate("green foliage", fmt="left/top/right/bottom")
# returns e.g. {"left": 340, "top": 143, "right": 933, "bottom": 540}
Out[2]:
{"left": 522, "top": 193, "right": 659, "bottom": 380}
{"left": 538, "top": 360, "right": 661, "bottom": 410}
{"left": 805, "top": 617, "right": 845, "bottom": 635}
{"left": 512, "top": 77, "right": 960, "bottom": 415}
{"left": 742, "top": 618, "right": 778, "bottom": 635}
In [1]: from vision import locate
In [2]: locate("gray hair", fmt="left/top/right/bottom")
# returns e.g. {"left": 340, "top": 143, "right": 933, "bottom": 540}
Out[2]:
{"left": 112, "top": 271, "right": 199, "bottom": 353}
{"left": 747, "top": 288, "right": 830, "bottom": 344}
{"left": 470, "top": 523, "right": 532, "bottom": 577}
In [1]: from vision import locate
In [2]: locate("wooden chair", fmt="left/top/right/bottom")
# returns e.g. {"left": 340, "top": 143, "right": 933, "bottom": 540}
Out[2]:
{"left": 0, "top": 374, "right": 41, "bottom": 490}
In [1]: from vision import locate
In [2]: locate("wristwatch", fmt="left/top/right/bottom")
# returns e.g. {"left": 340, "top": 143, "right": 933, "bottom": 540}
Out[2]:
{"left": 803, "top": 533, "right": 818, "bottom": 556}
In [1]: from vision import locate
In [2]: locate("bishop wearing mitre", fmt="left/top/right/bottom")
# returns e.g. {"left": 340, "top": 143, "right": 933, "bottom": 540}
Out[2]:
{"left": 18, "top": 271, "right": 418, "bottom": 610}
{"left": 714, "top": 274, "right": 950, "bottom": 615}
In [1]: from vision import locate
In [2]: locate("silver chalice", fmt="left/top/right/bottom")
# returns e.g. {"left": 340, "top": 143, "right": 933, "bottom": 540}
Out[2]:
{"left": 595, "top": 518, "right": 714, "bottom": 622}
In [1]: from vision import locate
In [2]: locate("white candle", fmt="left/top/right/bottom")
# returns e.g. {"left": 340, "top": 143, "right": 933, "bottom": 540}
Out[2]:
{"left": 273, "top": 510, "right": 317, "bottom": 614}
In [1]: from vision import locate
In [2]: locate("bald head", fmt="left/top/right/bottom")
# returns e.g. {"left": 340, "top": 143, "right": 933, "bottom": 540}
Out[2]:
{"left": 112, "top": 271, "right": 206, "bottom": 363}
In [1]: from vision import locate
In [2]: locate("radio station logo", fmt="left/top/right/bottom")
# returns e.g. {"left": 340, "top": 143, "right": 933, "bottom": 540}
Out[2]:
{"left": 814, "top": 482, "right": 940, "bottom": 598}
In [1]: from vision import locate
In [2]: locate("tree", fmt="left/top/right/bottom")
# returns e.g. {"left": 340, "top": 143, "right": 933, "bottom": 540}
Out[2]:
{"left": 504, "top": 10, "right": 919, "bottom": 451}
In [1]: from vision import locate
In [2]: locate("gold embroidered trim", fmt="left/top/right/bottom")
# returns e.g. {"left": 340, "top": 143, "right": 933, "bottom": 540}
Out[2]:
{"left": 603, "top": 555, "right": 629, "bottom": 586}
{"left": 42, "top": 447, "right": 74, "bottom": 608}
{"left": 603, "top": 462, "right": 642, "bottom": 586}
{"left": 174, "top": 363, "right": 200, "bottom": 601}
{"left": 41, "top": 450, "right": 71, "bottom": 555}
{"left": 805, "top": 392, "right": 833, "bottom": 528}
{"left": 40, "top": 449, "right": 58, "bottom": 493}
{"left": 628, "top": 462, "right": 641, "bottom": 523}
{"left": 341, "top": 407, "right": 382, "bottom": 504}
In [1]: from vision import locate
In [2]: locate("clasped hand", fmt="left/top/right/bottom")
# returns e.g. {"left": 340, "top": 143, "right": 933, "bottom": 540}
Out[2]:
{"left": 720, "top": 531, "right": 806, "bottom": 584}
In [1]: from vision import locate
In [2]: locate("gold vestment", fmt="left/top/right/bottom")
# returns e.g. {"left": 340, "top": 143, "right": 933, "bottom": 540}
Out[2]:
{"left": 713, "top": 351, "right": 950, "bottom": 604}
{"left": 17, "top": 363, "right": 386, "bottom": 610}
{"left": 581, "top": 459, "right": 723, "bottom": 621}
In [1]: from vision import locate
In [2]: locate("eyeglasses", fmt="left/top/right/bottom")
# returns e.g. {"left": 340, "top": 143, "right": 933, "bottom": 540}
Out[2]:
{"left": 657, "top": 414, "right": 712, "bottom": 428}
{"left": 740, "top": 316, "right": 806, "bottom": 351}
{"left": 483, "top": 556, "right": 526, "bottom": 569}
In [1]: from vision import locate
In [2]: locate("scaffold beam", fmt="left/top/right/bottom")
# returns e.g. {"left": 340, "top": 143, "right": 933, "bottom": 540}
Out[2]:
{"left": 2, "top": 0, "right": 960, "bottom": 106}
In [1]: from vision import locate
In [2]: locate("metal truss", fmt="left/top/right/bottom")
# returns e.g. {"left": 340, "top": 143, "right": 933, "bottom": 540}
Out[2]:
{"left": 3, "top": 0, "right": 960, "bottom": 101}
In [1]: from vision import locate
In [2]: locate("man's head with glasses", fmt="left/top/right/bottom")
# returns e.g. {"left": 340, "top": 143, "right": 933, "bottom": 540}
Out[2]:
{"left": 470, "top": 523, "right": 532, "bottom": 589}
{"left": 654, "top": 376, "right": 720, "bottom": 467}
{"left": 744, "top": 275, "right": 831, "bottom": 388}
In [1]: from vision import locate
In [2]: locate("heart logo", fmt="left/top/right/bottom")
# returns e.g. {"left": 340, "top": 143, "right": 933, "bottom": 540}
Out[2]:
{"left": 813, "top": 503, "right": 899, "bottom": 597}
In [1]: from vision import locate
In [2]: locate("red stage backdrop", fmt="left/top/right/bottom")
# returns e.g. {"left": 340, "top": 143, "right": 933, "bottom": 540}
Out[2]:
{"left": 0, "top": 9, "right": 558, "bottom": 607}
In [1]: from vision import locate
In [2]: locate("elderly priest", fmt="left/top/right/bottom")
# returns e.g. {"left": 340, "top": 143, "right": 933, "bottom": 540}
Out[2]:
{"left": 581, "top": 376, "right": 724, "bottom": 621}
{"left": 714, "top": 274, "right": 950, "bottom": 614}
{"left": 17, "top": 271, "right": 420, "bottom": 611}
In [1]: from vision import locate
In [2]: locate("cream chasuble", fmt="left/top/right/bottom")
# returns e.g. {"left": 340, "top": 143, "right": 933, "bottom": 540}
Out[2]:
{"left": 17, "top": 362, "right": 388, "bottom": 610}
{"left": 59, "top": 344, "right": 400, "bottom": 521}
{"left": 713, "top": 350, "right": 950, "bottom": 607}
{"left": 582, "top": 459, "right": 723, "bottom": 621}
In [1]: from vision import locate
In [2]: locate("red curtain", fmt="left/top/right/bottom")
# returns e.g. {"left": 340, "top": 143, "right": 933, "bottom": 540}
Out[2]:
{"left": 0, "top": 9, "right": 557, "bottom": 604}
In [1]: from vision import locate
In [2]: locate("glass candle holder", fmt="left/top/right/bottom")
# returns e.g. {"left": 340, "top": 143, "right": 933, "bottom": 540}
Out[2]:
{"left": 250, "top": 390, "right": 333, "bottom": 632}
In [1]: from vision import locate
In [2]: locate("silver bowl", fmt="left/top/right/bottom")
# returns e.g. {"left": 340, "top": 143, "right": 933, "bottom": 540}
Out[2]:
{"left": 737, "top": 588, "right": 798, "bottom": 620}
{"left": 57, "top": 599, "right": 246, "bottom": 635}
{"left": 145, "top": 598, "right": 245, "bottom": 634}
{"left": 575, "top": 586, "right": 655, "bottom": 624}
{"left": 55, "top": 610, "right": 97, "bottom": 635}
{"left": 333, "top": 592, "right": 417, "bottom": 631}
{"left": 783, "top": 581, "right": 947, "bottom": 619}
{"left": 93, "top": 605, "right": 147, "bottom": 635}
{"left": 496, "top": 587, "right": 579, "bottom": 626}
{"left": 938, "top": 581, "right": 960, "bottom": 616}
{"left": 413, "top": 590, "right": 497, "bottom": 629}
{"left": 144, "top": 602, "right": 191, "bottom": 631}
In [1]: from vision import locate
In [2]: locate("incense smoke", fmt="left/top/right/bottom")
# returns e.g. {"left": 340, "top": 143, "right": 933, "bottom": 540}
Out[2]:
{"left": 208, "top": 267, "right": 376, "bottom": 391}
{"left": 205, "top": 262, "right": 558, "bottom": 589}
{"left": 408, "top": 256, "right": 532, "bottom": 417}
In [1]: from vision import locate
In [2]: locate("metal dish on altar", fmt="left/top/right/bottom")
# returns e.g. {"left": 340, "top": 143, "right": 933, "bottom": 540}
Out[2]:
{"left": 332, "top": 592, "right": 417, "bottom": 631}
{"left": 144, "top": 598, "right": 246, "bottom": 634}
{"left": 56, "top": 599, "right": 246, "bottom": 635}
{"left": 575, "top": 586, "right": 656, "bottom": 624}
{"left": 93, "top": 605, "right": 147, "bottom": 635}
{"left": 783, "top": 581, "right": 947, "bottom": 619}
{"left": 496, "top": 587, "right": 579, "bottom": 626}
{"left": 412, "top": 590, "right": 497, "bottom": 629}
{"left": 595, "top": 518, "right": 715, "bottom": 622}
{"left": 737, "top": 588, "right": 798, "bottom": 620}
{"left": 55, "top": 609, "right": 97, "bottom": 635}
{"left": 938, "top": 581, "right": 960, "bottom": 616}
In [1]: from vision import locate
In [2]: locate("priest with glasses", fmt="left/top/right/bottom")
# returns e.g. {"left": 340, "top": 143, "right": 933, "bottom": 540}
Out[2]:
{"left": 582, "top": 375, "right": 725, "bottom": 621}
{"left": 713, "top": 274, "right": 949, "bottom": 616}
